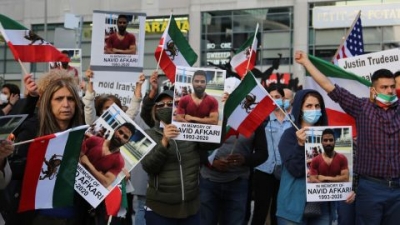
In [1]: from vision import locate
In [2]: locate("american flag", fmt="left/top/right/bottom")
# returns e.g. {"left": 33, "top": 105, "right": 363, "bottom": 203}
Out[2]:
{"left": 332, "top": 14, "right": 364, "bottom": 65}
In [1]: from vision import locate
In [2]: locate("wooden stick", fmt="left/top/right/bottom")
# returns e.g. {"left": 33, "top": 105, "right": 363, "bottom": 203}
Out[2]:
{"left": 12, "top": 138, "right": 34, "bottom": 146}
{"left": 245, "top": 23, "right": 259, "bottom": 73}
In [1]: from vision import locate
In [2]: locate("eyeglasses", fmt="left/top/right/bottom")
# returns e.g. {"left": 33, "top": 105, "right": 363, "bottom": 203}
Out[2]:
{"left": 155, "top": 101, "right": 174, "bottom": 108}
{"left": 322, "top": 138, "right": 334, "bottom": 142}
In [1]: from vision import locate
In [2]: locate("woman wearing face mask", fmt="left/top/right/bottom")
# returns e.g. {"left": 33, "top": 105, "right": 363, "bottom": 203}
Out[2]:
{"left": 276, "top": 89, "right": 334, "bottom": 225}
{"left": 141, "top": 90, "right": 221, "bottom": 225}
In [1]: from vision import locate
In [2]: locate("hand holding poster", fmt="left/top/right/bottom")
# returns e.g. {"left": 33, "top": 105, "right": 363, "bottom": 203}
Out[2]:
{"left": 171, "top": 66, "right": 226, "bottom": 143}
{"left": 75, "top": 103, "right": 156, "bottom": 207}
{"left": 305, "top": 126, "right": 353, "bottom": 202}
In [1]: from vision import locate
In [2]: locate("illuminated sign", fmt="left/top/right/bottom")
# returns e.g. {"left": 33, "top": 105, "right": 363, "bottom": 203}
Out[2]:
{"left": 313, "top": 3, "right": 400, "bottom": 28}
{"left": 145, "top": 18, "right": 190, "bottom": 33}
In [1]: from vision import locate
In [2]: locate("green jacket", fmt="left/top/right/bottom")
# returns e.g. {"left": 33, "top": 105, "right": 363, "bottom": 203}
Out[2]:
{"left": 142, "top": 126, "right": 219, "bottom": 219}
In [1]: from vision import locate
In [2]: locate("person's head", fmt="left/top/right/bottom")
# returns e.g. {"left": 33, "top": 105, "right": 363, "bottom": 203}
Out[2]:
{"left": 1, "top": 83, "right": 20, "bottom": 103}
{"left": 283, "top": 87, "right": 294, "bottom": 112}
{"left": 291, "top": 89, "right": 327, "bottom": 128}
{"left": 110, "top": 122, "right": 136, "bottom": 150}
{"left": 117, "top": 15, "right": 129, "bottom": 33}
{"left": 394, "top": 71, "right": 400, "bottom": 89}
{"left": 370, "top": 69, "right": 397, "bottom": 106}
{"left": 266, "top": 83, "right": 284, "bottom": 110}
{"left": 37, "top": 72, "right": 83, "bottom": 136}
{"left": 152, "top": 90, "right": 174, "bottom": 125}
{"left": 321, "top": 128, "right": 336, "bottom": 155}
{"left": 95, "top": 95, "right": 122, "bottom": 117}
{"left": 61, "top": 50, "right": 70, "bottom": 68}
{"left": 192, "top": 70, "right": 207, "bottom": 96}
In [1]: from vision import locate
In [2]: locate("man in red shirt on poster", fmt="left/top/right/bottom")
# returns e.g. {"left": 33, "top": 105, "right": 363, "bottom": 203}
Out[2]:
{"left": 104, "top": 14, "right": 136, "bottom": 55}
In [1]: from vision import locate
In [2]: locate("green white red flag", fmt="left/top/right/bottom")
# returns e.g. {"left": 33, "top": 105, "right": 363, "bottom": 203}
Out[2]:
{"left": 0, "top": 14, "right": 69, "bottom": 62}
{"left": 230, "top": 24, "right": 259, "bottom": 78}
{"left": 224, "top": 72, "right": 275, "bottom": 138}
{"left": 18, "top": 125, "right": 88, "bottom": 212}
{"left": 305, "top": 55, "right": 371, "bottom": 136}
{"left": 154, "top": 15, "right": 198, "bottom": 83}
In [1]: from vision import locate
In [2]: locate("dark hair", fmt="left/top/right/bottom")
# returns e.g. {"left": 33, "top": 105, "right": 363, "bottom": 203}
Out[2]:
{"left": 322, "top": 128, "right": 335, "bottom": 138}
{"left": 192, "top": 70, "right": 207, "bottom": 82}
{"left": 116, "top": 122, "right": 136, "bottom": 138}
{"left": 371, "top": 69, "right": 394, "bottom": 85}
{"left": 118, "top": 15, "right": 128, "bottom": 21}
{"left": 266, "top": 83, "right": 284, "bottom": 97}
{"left": 61, "top": 50, "right": 69, "bottom": 55}
{"left": 2, "top": 83, "right": 20, "bottom": 96}
{"left": 394, "top": 70, "right": 400, "bottom": 79}
{"left": 301, "top": 92, "right": 325, "bottom": 126}
{"left": 94, "top": 94, "right": 122, "bottom": 117}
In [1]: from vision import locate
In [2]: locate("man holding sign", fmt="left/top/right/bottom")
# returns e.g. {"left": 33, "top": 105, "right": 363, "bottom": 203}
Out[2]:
{"left": 308, "top": 128, "right": 349, "bottom": 183}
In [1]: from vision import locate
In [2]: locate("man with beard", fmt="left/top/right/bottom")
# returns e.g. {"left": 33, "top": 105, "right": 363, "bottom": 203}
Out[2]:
{"left": 175, "top": 70, "right": 219, "bottom": 125}
{"left": 104, "top": 14, "right": 136, "bottom": 54}
{"left": 80, "top": 122, "right": 136, "bottom": 187}
{"left": 308, "top": 128, "right": 349, "bottom": 183}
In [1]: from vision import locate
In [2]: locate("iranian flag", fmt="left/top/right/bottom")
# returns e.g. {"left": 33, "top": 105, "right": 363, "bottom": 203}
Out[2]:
{"left": 305, "top": 55, "right": 371, "bottom": 136}
{"left": 230, "top": 24, "right": 259, "bottom": 78}
{"left": 155, "top": 15, "right": 198, "bottom": 83}
{"left": 225, "top": 72, "right": 276, "bottom": 137}
{"left": 18, "top": 125, "right": 89, "bottom": 212}
{"left": 0, "top": 14, "right": 69, "bottom": 62}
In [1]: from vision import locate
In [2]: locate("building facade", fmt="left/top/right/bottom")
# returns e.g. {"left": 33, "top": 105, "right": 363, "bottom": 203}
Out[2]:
{"left": 0, "top": 0, "right": 399, "bottom": 90}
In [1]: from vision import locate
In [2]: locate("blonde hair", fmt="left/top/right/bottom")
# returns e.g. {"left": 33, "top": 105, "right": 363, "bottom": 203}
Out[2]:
{"left": 37, "top": 69, "right": 76, "bottom": 97}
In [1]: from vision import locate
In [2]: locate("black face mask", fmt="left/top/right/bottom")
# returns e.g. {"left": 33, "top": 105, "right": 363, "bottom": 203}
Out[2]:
{"left": 155, "top": 107, "right": 172, "bottom": 124}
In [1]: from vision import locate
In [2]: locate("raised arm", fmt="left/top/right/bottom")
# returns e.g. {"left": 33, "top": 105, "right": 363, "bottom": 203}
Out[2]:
{"left": 126, "top": 73, "right": 145, "bottom": 119}
{"left": 295, "top": 51, "right": 335, "bottom": 93}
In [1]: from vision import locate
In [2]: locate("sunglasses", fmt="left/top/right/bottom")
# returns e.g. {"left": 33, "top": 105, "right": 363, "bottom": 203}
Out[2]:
{"left": 155, "top": 100, "right": 174, "bottom": 108}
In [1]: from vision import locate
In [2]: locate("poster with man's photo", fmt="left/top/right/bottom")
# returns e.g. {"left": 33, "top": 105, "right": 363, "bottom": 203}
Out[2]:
{"left": 305, "top": 126, "right": 353, "bottom": 202}
{"left": 171, "top": 66, "right": 226, "bottom": 143}
{"left": 90, "top": 10, "right": 146, "bottom": 71}
{"left": 74, "top": 103, "right": 156, "bottom": 207}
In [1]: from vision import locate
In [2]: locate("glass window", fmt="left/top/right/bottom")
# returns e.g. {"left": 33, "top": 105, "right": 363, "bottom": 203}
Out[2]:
{"left": 202, "top": 7, "right": 293, "bottom": 69}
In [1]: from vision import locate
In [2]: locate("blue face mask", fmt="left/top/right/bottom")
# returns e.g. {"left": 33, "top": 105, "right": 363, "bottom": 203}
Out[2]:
{"left": 302, "top": 109, "right": 322, "bottom": 125}
{"left": 283, "top": 101, "right": 290, "bottom": 111}
{"left": 274, "top": 99, "right": 283, "bottom": 109}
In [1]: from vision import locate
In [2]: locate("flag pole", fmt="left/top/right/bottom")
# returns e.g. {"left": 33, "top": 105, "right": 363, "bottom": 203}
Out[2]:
{"left": 156, "top": 12, "right": 173, "bottom": 72}
{"left": 17, "top": 58, "right": 29, "bottom": 76}
{"left": 331, "top": 10, "right": 361, "bottom": 62}
{"left": 245, "top": 23, "right": 259, "bottom": 73}
{"left": 12, "top": 138, "right": 34, "bottom": 146}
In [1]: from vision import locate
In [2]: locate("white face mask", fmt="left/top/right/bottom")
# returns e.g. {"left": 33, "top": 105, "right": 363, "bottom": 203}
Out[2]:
{"left": 0, "top": 94, "right": 8, "bottom": 104}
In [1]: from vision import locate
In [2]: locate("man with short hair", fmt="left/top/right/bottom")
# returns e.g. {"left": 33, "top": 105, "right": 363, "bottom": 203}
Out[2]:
{"left": 308, "top": 128, "right": 349, "bottom": 183}
{"left": 296, "top": 50, "right": 400, "bottom": 225}
{"left": 175, "top": 70, "right": 219, "bottom": 125}
{"left": 105, "top": 14, "right": 136, "bottom": 54}
{"left": 81, "top": 122, "right": 136, "bottom": 187}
